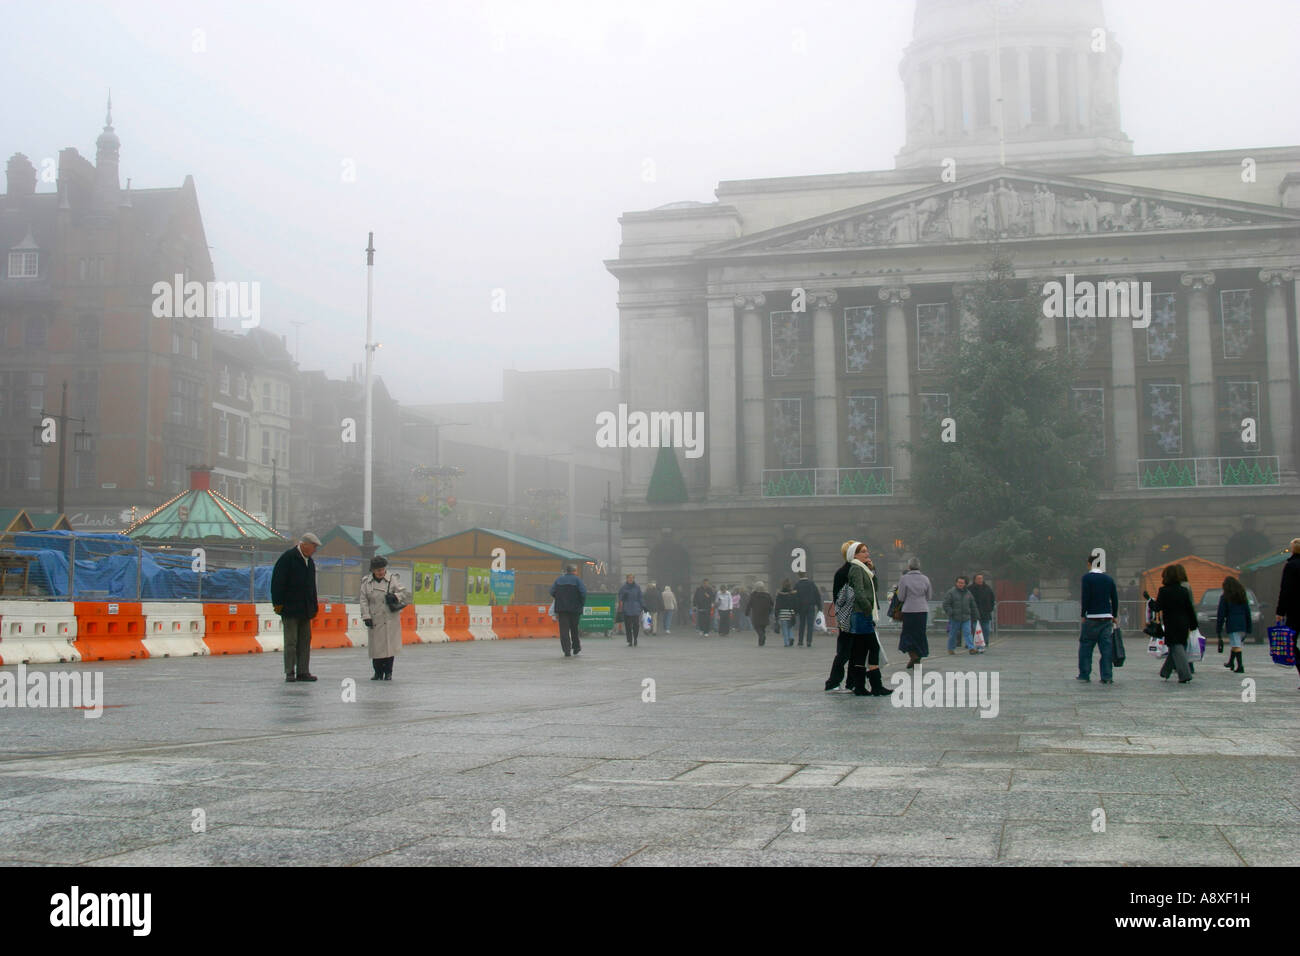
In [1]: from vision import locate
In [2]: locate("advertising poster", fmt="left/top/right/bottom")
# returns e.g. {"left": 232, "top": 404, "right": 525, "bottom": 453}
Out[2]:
{"left": 466, "top": 566, "right": 491, "bottom": 605}
{"left": 490, "top": 569, "right": 516, "bottom": 605}
{"left": 412, "top": 562, "right": 443, "bottom": 605}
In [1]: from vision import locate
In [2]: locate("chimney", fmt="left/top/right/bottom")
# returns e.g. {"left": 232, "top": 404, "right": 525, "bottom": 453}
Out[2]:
{"left": 188, "top": 465, "right": 214, "bottom": 491}
{"left": 5, "top": 153, "right": 37, "bottom": 200}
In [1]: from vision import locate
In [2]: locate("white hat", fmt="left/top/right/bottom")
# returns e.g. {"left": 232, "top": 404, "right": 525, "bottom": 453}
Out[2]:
{"left": 845, "top": 541, "right": 862, "bottom": 561}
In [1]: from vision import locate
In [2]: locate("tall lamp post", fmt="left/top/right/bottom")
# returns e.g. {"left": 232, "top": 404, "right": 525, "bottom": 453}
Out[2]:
{"left": 361, "top": 231, "right": 377, "bottom": 564}
{"left": 34, "top": 380, "right": 92, "bottom": 516}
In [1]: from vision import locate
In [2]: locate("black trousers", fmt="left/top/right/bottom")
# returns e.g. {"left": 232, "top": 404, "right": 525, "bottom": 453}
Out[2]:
{"left": 557, "top": 611, "right": 581, "bottom": 655}
{"left": 848, "top": 631, "right": 881, "bottom": 691}
{"left": 625, "top": 614, "right": 641, "bottom": 643}
{"left": 718, "top": 610, "right": 731, "bottom": 635}
{"left": 825, "top": 631, "right": 853, "bottom": 688}
{"left": 372, "top": 656, "right": 394, "bottom": 677}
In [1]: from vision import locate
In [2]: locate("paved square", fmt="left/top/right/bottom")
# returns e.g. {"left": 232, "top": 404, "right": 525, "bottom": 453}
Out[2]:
{"left": 1, "top": 630, "right": 1296, "bottom": 865}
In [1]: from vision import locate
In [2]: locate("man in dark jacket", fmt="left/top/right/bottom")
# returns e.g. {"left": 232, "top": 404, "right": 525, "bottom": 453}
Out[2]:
{"left": 550, "top": 564, "right": 587, "bottom": 657}
{"left": 1078, "top": 552, "right": 1119, "bottom": 684}
{"left": 824, "top": 543, "right": 855, "bottom": 691}
{"left": 942, "top": 577, "right": 978, "bottom": 654}
{"left": 618, "top": 574, "right": 645, "bottom": 647}
{"left": 969, "top": 572, "right": 995, "bottom": 653}
{"left": 642, "top": 581, "right": 662, "bottom": 635}
{"left": 271, "top": 532, "right": 321, "bottom": 683}
{"left": 795, "top": 573, "right": 822, "bottom": 648}
{"left": 694, "top": 579, "right": 715, "bottom": 635}
{"left": 1274, "top": 537, "right": 1300, "bottom": 683}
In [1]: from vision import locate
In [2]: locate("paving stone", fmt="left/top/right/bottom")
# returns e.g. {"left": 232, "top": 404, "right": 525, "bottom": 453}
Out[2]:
{"left": 1000, "top": 822, "right": 1243, "bottom": 865}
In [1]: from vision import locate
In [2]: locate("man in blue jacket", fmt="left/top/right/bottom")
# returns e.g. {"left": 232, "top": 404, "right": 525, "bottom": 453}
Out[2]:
{"left": 550, "top": 564, "right": 587, "bottom": 658}
{"left": 1078, "top": 551, "right": 1119, "bottom": 684}
{"left": 618, "top": 574, "right": 645, "bottom": 647}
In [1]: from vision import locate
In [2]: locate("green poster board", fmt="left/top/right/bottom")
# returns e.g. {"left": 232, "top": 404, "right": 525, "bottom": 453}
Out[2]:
{"left": 466, "top": 567, "right": 491, "bottom": 606}
{"left": 490, "top": 569, "right": 515, "bottom": 605}
{"left": 578, "top": 593, "right": 616, "bottom": 634}
{"left": 413, "top": 562, "right": 443, "bottom": 605}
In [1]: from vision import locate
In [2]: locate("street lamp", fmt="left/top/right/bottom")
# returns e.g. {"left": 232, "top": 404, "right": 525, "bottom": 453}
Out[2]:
{"left": 34, "top": 381, "right": 93, "bottom": 515}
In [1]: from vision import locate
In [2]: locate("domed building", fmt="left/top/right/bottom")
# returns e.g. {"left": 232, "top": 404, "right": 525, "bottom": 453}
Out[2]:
{"left": 606, "top": 0, "right": 1300, "bottom": 596}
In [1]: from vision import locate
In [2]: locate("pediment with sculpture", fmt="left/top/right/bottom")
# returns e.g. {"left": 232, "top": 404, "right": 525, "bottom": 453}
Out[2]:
{"left": 716, "top": 173, "right": 1299, "bottom": 255}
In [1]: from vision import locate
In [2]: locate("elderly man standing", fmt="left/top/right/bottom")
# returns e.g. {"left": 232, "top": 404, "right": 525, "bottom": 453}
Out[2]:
{"left": 272, "top": 532, "right": 321, "bottom": 683}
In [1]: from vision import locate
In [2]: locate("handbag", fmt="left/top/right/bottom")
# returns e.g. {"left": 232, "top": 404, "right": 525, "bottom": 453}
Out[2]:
{"left": 1143, "top": 619, "right": 1164, "bottom": 639}
{"left": 1147, "top": 633, "right": 1168, "bottom": 658}
{"left": 834, "top": 583, "right": 856, "bottom": 633}
{"left": 1268, "top": 624, "right": 1296, "bottom": 667}
{"left": 1186, "top": 628, "right": 1206, "bottom": 662}
{"left": 887, "top": 587, "right": 904, "bottom": 621}
{"left": 1111, "top": 626, "right": 1126, "bottom": 667}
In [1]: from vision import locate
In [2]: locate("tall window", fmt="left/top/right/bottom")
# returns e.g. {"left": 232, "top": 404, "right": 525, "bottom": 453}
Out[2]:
{"left": 261, "top": 381, "right": 271, "bottom": 411}
{"left": 25, "top": 316, "right": 46, "bottom": 348}
{"left": 845, "top": 392, "right": 879, "bottom": 464}
{"left": 843, "top": 306, "right": 878, "bottom": 372}
{"left": 219, "top": 366, "right": 230, "bottom": 395}
{"left": 1071, "top": 387, "right": 1105, "bottom": 455}
{"left": 769, "top": 311, "right": 812, "bottom": 377}
{"left": 915, "top": 303, "right": 951, "bottom": 371}
{"left": 1219, "top": 290, "right": 1253, "bottom": 359}
{"left": 1146, "top": 293, "right": 1177, "bottom": 362}
{"left": 28, "top": 370, "right": 44, "bottom": 412}
{"left": 770, "top": 398, "right": 803, "bottom": 466}
{"left": 1143, "top": 382, "right": 1183, "bottom": 457}
{"left": 217, "top": 412, "right": 230, "bottom": 456}
{"left": 1221, "top": 380, "right": 1260, "bottom": 454}
{"left": 261, "top": 429, "right": 271, "bottom": 465}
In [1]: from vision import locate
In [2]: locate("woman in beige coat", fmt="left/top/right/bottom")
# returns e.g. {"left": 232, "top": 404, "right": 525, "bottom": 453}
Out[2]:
{"left": 359, "top": 556, "right": 411, "bottom": 680}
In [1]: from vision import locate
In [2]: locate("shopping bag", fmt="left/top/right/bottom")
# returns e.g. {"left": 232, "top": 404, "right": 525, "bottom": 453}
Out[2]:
{"left": 1111, "top": 626, "right": 1126, "bottom": 667}
{"left": 887, "top": 587, "right": 904, "bottom": 621}
{"left": 814, "top": 610, "right": 827, "bottom": 633}
{"left": 973, "top": 621, "right": 986, "bottom": 648}
{"left": 547, "top": 601, "right": 556, "bottom": 620}
{"left": 641, "top": 610, "right": 653, "bottom": 633}
{"left": 1268, "top": 624, "right": 1296, "bottom": 667}
{"left": 1147, "top": 634, "right": 1168, "bottom": 658}
{"left": 1186, "top": 628, "right": 1206, "bottom": 662}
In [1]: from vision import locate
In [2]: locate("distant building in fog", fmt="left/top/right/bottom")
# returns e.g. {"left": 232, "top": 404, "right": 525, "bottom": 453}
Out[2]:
{"left": 0, "top": 102, "right": 215, "bottom": 527}
{"left": 607, "top": 0, "right": 1300, "bottom": 596}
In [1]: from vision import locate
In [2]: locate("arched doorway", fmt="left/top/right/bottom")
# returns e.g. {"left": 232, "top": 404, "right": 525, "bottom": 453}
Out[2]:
{"left": 1225, "top": 529, "right": 1270, "bottom": 569}
{"left": 1145, "top": 531, "right": 1195, "bottom": 571}
{"left": 648, "top": 539, "right": 691, "bottom": 611}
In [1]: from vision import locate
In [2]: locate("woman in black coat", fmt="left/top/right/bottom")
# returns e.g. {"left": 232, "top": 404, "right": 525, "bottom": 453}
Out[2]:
{"left": 1154, "top": 564, "right": 1196, "bottom": 683}
{"left": 748, "top": 583, "right": 774, "bottom": 646}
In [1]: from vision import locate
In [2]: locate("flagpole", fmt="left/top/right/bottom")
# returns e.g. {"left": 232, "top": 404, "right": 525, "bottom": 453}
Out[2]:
{"left": 362, "top": 231, "right": 376, "bottom": 562}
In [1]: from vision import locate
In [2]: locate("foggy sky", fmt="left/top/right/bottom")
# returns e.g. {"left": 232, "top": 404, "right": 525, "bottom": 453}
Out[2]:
{"left": 4, "top": 1, "right": 1298, "bottom": 404}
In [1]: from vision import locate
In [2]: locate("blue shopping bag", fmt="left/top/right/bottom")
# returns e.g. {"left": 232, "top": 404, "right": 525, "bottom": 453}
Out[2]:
{"left": 1268, "top": 624, "right": 1296, "bottom": 667}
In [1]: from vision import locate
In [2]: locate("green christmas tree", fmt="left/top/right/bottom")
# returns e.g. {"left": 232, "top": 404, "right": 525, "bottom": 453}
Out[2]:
{"left": 646, "top": 446, "right": 689, "bottom": 504}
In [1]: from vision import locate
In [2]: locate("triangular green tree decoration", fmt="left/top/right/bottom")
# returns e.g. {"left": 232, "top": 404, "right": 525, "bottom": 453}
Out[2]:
{"left": 646, "top": 446, "right": 689, "bottom": 504}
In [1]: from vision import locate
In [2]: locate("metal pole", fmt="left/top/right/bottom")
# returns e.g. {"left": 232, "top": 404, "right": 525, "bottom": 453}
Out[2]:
{"left": 67, "top": 535, "right": 75, "bottom": 599}
{"left": 137, "top": 541, "right": 143, "bottom": 601}
{"left": 248, "top": 547, "right": 255, "bottom": 602}
{"left": 271, "top": 458, "right": 277, "bottom": 531}
{"left": 56, "top": 381, "right": 68, "bottom": 515}
{"left": 362, "top": 231, "right": 376, "bottom": 563}
{"left": 606, "top": 481, "right": 613, "bottom": 573}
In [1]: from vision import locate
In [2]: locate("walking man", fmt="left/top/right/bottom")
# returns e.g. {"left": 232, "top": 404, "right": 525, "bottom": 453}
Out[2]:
{"left": 969, "top": 572, "right": 995, "bottom": 653}
{"left": 619, "top": 573, "right": 644, "bottom": 646}
{"left": 795, "top": 572, "right": 822, "bottom": 648}
{"left": 1077, "top": 551, "right": 1119, "bottom": 684}
{"left": 550, "top": 564, "right": 587, "bottom": 657}
{"left": 942, "top": 576, "right": 977, "bottom": 654}
{"left": 694, "top": 579, "right": 715, "bottom": 635}
{"left": 271, "top": 532, "right": 321, "bottom": 683}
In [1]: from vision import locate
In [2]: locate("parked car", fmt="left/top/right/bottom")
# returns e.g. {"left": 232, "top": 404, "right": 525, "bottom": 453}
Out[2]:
{"left": 1197, "top": 587, "right": 1262, "bottom": 643}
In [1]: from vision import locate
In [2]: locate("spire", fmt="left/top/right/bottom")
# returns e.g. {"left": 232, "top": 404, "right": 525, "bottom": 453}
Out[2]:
{"left": 105, "top": 90, "right": 113, "bottom": 129}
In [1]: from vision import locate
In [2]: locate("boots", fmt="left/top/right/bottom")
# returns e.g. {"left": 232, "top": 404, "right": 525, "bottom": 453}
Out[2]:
{"left": 867, "top": 668, "right": 891, "bottom": 696}
{"left": 1233, "top": 650, "right": 1244, "bottom": 673}
{"left": 850, "top": 665, "right": 869, "bottom": 696}
{"left": 1224, "top": 649, "right": 1235, "bottom": 670}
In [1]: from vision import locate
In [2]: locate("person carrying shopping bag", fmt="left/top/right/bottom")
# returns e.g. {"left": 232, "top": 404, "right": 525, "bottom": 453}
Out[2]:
{"left": 359, "top": 555, "right": 412, "bottom": 681}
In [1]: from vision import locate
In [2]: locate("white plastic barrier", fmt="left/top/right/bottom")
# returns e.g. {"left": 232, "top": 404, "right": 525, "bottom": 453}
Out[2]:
{"left": 0, "top": 602, "right": 81, "bottom": 664}
{"left": 142, "top": 603, "right": 209, "bottom": 658}
{"left": 254, "top": 603, "right": 283, "bottom": 653}
{"left": 416, "top": 605, "right": 449, "bottom": 643}
{"left": 468, "top": 605, "right": 498, "bottom": 641}
{"left": 346, "top": 603, "right": 368, "bottom": 648}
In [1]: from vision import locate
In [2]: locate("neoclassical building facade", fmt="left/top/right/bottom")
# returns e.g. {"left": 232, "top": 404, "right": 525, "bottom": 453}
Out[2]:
{"left": 606, "top": 0, "right": 1300, "bottom": 596}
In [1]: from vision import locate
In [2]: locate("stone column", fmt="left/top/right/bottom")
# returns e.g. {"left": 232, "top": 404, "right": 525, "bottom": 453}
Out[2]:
{"left": 707, "top": 295, "right": 742, "bottom": 495}
{"left": 1046, "top": 48, "right": 1060, "bottom": 127}
{"left": 960, "top": 54, "right": 974, "bottom": 132}
{"left": 736, "top": 293, "right": 766, "bottom": 495}
{"left": 1261, "top": 269, "right": 1296, "bottom": 474}
{"left": 880, "top": 285, "right": 913, "bottom": 485}
{"left": 988, "top": 47, "right": 1001, "bottom": 132}
{"left": 1017, "top": 48, "right": 1031, "bottom": 128}
{"left": 1074, "top": 51, "right": 1090, "bottom": 130}
{"left": 811, "top": 291, "right": 839, "bottom": 473}
{"left": 931, "top": 59, "right": 945, "bottom": 135}
{"left": 1180, "top": 272, "right": 1217, "bottom": 459}
{"left": 1033, "top": 273, "right": 1058, "bottom": 348}
{"left": 1108, "top": 275, "right": 1139, "bottom": 490}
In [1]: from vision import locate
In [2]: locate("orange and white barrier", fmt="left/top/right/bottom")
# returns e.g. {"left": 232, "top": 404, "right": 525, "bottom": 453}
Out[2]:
{"left": 74, "top": 602, "right": 149, "bottom": 661}
{"left": 254, "top": 603, "right": 283, "bottom": 653}
{"left": 203, "top": 603, "right": 262, "bottom": 655}
{"left": 414, "top": 605, "right": 448, "bottom": 643}
{"left": 310, "top": 602, "right": 351, "bottom": 649}
{"left": 142, "top": 603, "right": 208, "bottom": 658}
{"left": 0, "top": 601, "right": 81, "bottom": 665}
{"left": 346, "top": 604, "right": 369, "bottom": 648}
{"left": 468, "top": 605, "right": 498, "bottom": 641}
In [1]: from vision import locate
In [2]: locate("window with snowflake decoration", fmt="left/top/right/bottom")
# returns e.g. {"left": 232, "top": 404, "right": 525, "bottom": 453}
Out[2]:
{"left": 1221, "top": 379, "right": 1260, "bottom": 453}
{"left": 1067, "top": 311, "right": 1098, "bottom": 359}
{"left": 843, "top": 306, "right": 876, "bottom": 372}
{"left": 845, "top": 393, "right": 878, "bottom": 464}
{"left": 919, "top": 392, "right": 949, "bottom": 426}
{"left": 770, "top": 397, "right": 803, "bottom": 465}
{"left": 1146, "top": 293, "right": 1177, "bottom": 363}
{"left": 1219, "top": 290, "right": 1253, "bottom": 359}
{"left": 1143, "top": 382, "right": 1182, "bottom": 457}
{"left": 915, "top": 303, "right": 950, "bottom": 371}
{"left": 769, "top": 310, "right": 812, "bottom": 378}
{"left": 1071, "top": 387, "right": 1105, "bottom": 456}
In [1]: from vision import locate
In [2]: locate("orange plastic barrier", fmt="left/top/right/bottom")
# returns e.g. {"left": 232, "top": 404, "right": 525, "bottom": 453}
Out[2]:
{"left": 203, "top": 603, "right": 263, "bottom": 655}
{"left": 492, "top": 606, "right": 521, "bottom": 639}
{"left": 516, "top": 605, "right": 555, "bottom": 639}
{"left": 73, "top": 601, "right": 149, "bottom": 661}
{"left": 442, "top": 604, "right": 473, "bottom": 642}
{"left": 310, "top": 602, "right": 352, "bottom": 649}
{"left": 400, "top": 604, "right": 420, "bottom": 645}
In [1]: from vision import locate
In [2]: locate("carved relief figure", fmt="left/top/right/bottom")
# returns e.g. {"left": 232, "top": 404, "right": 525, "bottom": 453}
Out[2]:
{"left": 947, "top": 190, "right": 971, "bottom": 239}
